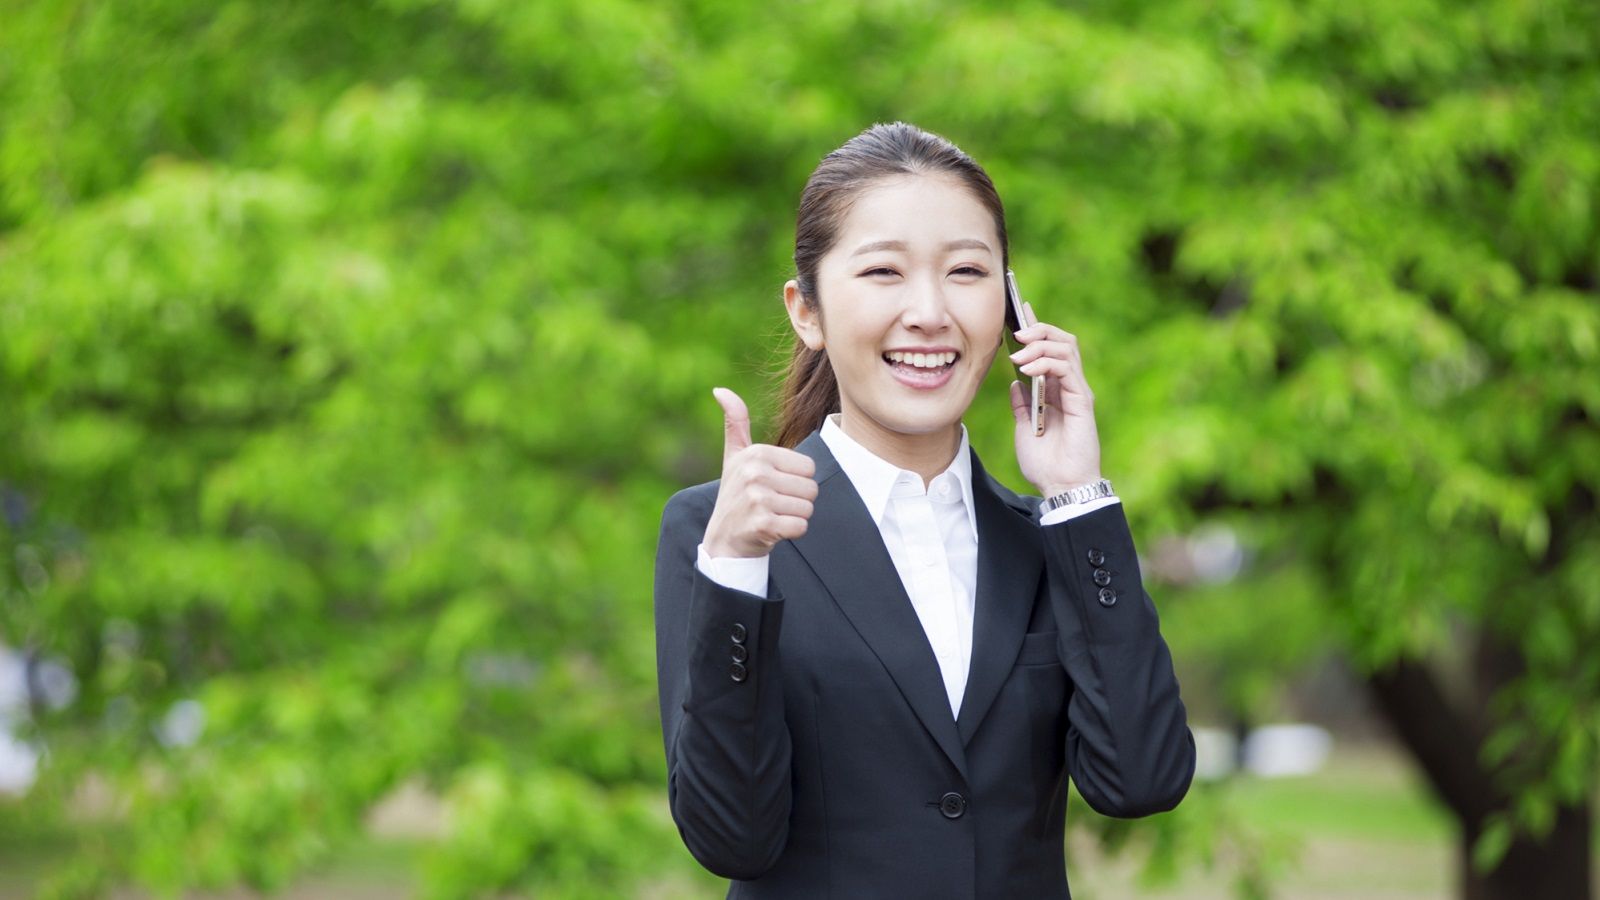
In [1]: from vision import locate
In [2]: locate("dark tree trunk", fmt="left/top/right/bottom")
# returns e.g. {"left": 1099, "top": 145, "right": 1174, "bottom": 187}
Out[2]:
{"left": 1366, "top": 655, "right": 1593, "bottom": 900}
{"left": 1459, "top": 803, "right": 1591, "bottom": 900}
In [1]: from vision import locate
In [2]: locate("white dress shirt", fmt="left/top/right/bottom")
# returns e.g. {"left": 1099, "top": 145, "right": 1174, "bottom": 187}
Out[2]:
{"left": 696, "top": 413, "right": 1121, "bottom": 718}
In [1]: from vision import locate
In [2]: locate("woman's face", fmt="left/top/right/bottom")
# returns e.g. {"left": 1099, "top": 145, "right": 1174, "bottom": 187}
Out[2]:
{"left": 786, "top": 173, "right": 1007, "bottom": 446}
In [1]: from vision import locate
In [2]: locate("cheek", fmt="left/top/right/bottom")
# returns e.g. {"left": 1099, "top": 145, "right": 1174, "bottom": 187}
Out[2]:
{"left": 827, "top": 307, "right": 894, "bottom": 354}
{"left": 964, "top": 302, "right": 1007, "bottom": 343}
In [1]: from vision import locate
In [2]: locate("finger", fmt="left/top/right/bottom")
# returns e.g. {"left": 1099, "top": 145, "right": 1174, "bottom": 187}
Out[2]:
{"left": 713, "top": 387, "right": 752, "bottom": 463}
{"left": 1008, "top": 379, "right": 1029, "bottom": 425}
{"left": 764, "top": 493, "right": 814, "bottom": 520}
{"left": 1019, "top": 356, "right": 1094, "bottom": 411}
{"left": 1013, "top": 321, "right": 1077, "bottom": 347}
{"left": 762, "top": 470, "right": 820, "bottom": 502}
{"left": 1019, "top": 354, "right": 1084, "bottom": 389}
{"left": 759, "top": 513, "right": 810, "bottom": 543}
{"left": 1013, "top": 339, "right": 1093, "bottom": 405}
{"left": 1022, "top": 300, "right": 1039, "bottom": 328}
{"left": 758, "top": 446, "right": 817, "bottom": 479}
{"left": 1008, "top": 338, "right": 1079, "bottom": 367}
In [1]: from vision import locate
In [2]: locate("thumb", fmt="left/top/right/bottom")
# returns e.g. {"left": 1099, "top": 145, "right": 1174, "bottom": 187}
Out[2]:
{"left": 1008, "top": 380, "right": 1029, "bottom": 425}
{"left": 713, "top": 387, "right": 752, "bottom": 463}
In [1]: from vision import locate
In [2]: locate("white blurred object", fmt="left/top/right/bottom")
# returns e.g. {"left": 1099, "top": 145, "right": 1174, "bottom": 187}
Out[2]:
{"left": 0, "top": 648, "right": 39, "bottom": 794}
{"left": 1190, "top": 726, "right": 1239, "bottom": 781}
{"left": 1243, "top": 724, "right": 1332, "bottom": 777}
{"left": 0, "top": 645, "right": 79, "bottom": 794}
{"left": 158, "top": 699, "right": 206, "bottom": 748}
{"left": 32, "top": 658, "right": 78, "bottom": 710}
{"left": 0, "top": 731, "right": 38, "bottom": 795}
{"left": 1188, "top": 524, "right": 1245, "bottom": 584}
{"left": 1147, "top": 523, "right": 1247, "bottom": 585}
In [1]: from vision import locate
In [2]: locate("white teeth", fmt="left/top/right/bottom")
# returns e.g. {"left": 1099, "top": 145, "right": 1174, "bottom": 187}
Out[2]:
{"left": 885, "top": 351, "right": 957, "bottom": 368}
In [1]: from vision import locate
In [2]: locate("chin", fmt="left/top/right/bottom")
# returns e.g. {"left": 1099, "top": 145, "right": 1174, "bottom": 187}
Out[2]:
{"left": 881, "top": 406, "right": 968, "bottom": 436}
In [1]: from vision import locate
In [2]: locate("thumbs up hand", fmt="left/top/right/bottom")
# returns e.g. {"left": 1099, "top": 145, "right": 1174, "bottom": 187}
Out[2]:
{"left": 703, "top": 387, "right": 819, "bottom": 559}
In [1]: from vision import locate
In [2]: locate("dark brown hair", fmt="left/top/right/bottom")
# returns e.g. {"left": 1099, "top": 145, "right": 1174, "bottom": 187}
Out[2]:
{"left": 771, "top": 122, "right": 1010, "bottom": 449}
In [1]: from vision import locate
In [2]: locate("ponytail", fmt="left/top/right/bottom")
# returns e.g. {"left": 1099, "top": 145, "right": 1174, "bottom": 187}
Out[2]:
{"left": 773, "top": 339, "right": 838, "bottom": 449}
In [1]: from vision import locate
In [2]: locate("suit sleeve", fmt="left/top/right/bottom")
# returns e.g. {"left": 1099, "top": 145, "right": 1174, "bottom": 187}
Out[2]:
{"left": 654, "top": 485, "right": 793, "bottom": 879}
{"left": 1039, "top": 500, "right": 1196, "bottom": 817}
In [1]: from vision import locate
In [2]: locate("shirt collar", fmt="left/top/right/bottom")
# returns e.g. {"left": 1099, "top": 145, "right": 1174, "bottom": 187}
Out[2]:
{"left": 820, "top": 413, "right": 978, "bottom": 543}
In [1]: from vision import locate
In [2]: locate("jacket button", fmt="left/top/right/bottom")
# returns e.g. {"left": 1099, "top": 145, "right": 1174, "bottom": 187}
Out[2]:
{"left": 938, "top": 792, "right": 967, "bottom": 819}
{"left": 1093, "top": 567, "right": 1112, "bottom": 587}
{"left": 1098, "top": 587, "right": 1118, "bottom": 607}
{"left": 729, "top": 662, "right": 748, "bottom": 682}
{"left": 730, "top": 622, "right": 747, "bottom": 644}
{"left": 730, "top": 643, "right": 748, "bottom": 663}
{"left": 1087, "top": 548, "right": 1106, "bottom": 566}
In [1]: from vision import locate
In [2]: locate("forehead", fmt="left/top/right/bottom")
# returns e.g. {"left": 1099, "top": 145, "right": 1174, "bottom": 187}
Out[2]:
{"left": 832, "top": 174, "right": 998, "bottom": 254}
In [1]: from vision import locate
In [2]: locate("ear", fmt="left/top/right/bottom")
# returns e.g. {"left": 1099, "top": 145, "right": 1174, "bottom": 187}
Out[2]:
{"left": 784, "top": 279, "right": 825, "bottom": 351}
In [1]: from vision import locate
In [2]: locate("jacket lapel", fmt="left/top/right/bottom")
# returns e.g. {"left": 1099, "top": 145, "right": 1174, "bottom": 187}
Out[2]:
{"left": 955, "top": 449, "right": 1043, "bottom": 745}
{"left": 788, "top": 430, "right": 970, "bottom": 780}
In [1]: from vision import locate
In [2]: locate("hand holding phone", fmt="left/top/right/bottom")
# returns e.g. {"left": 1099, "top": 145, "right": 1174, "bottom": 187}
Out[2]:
{"left": 1003, "top": 269, "right": 1046, "bottom": 436}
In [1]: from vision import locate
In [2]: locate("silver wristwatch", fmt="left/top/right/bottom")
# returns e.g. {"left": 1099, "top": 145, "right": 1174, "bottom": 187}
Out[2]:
{"left": 1039, "top": 478, "right": 1115, "bottom": 515}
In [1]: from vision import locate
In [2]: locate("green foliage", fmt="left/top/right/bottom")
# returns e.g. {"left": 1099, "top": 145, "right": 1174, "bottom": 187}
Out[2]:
{"left": 2, "top": 0, "right": 1596, "bottom": 895}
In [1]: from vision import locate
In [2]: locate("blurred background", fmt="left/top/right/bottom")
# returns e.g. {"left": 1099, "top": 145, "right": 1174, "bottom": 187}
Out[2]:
{"left": 2, "top": 0, "right": 1597, "bottom": 897}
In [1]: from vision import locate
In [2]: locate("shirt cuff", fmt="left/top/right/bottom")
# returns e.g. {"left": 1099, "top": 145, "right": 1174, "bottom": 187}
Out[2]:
{"left": 695, "top": 542, "right": 771, "bottom": 598}
{"left": 1039, "top": 495, "right": 1122, "bottom": 527}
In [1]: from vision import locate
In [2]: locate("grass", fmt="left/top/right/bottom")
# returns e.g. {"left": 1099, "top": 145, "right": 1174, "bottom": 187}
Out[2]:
{"left": 1226, "top": 746, "right": 1455, "bottom": 843}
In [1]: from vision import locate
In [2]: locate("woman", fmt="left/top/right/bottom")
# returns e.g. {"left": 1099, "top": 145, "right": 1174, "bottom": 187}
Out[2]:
{"left": 653, "top": 122, "right": 1194, "bottom": 898}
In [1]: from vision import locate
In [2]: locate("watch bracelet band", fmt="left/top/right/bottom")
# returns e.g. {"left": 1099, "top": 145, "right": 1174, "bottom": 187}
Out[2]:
{"left": 1040, "top": 478, "right": 1115, "bottom": 515}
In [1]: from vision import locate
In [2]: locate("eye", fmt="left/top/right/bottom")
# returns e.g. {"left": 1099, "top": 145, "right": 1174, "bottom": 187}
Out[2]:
{"left": 860, "top": 266, "right": 899, "bottom": 278}
{"left": 951, "top": 266, "right": 988, "bottom": 277}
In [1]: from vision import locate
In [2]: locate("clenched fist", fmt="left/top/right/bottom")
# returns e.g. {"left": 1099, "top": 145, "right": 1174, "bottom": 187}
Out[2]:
{"left": 702, "top": 387, "right": 819, "bottom": 559}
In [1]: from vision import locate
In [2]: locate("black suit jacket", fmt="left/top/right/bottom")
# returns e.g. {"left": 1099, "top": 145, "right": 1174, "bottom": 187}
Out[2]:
{"left": 653, "top": 429, "right": 1195, "bottom": 898}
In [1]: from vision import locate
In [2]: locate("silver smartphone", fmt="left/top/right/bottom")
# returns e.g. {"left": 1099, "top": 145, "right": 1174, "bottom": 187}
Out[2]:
{"left": 1003, "top": 269, "right": 1045, "bottom": 436}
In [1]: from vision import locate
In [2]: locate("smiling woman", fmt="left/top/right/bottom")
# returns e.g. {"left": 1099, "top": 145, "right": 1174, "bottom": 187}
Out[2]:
{"left": 781, "top": 171, "right": 1008, "bottom": 464}
{"left": 653, "top": 122, "right": 1195, "bottom": 898}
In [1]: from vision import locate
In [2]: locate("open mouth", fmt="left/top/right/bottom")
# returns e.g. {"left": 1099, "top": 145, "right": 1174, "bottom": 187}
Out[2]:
{"left": 882, "top": 350, "right": 959, "bottom": 389}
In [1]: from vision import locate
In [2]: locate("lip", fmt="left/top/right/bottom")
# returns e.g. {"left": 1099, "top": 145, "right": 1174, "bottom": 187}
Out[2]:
{"left": 883, "top": 346, "right": 961, "bottom": 355}
{"left": 883, "top": 353, "right": 958, "bottom": 391}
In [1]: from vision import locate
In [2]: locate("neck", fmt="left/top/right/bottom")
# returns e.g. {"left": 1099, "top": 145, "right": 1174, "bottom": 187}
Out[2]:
{"left": 837, "top": 412, "right": 962, "bottom": 488}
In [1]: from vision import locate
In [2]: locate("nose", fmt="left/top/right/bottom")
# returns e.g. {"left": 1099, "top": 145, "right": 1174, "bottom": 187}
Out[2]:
{"left": 899, "top": 275, "right": 952, "bottom": 334}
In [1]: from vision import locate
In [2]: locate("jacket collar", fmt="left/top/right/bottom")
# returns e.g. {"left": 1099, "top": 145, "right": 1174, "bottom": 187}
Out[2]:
{"left": 818, "top": 413, "right": 980, "bottom": 544}
{"left": 783, "top": 427, "right": 1044, "bottom": 781}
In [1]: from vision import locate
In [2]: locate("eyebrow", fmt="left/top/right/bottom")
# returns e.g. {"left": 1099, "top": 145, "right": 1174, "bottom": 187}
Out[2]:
{"left": 850, "top": 238, "right": 993, "bottom": 256}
